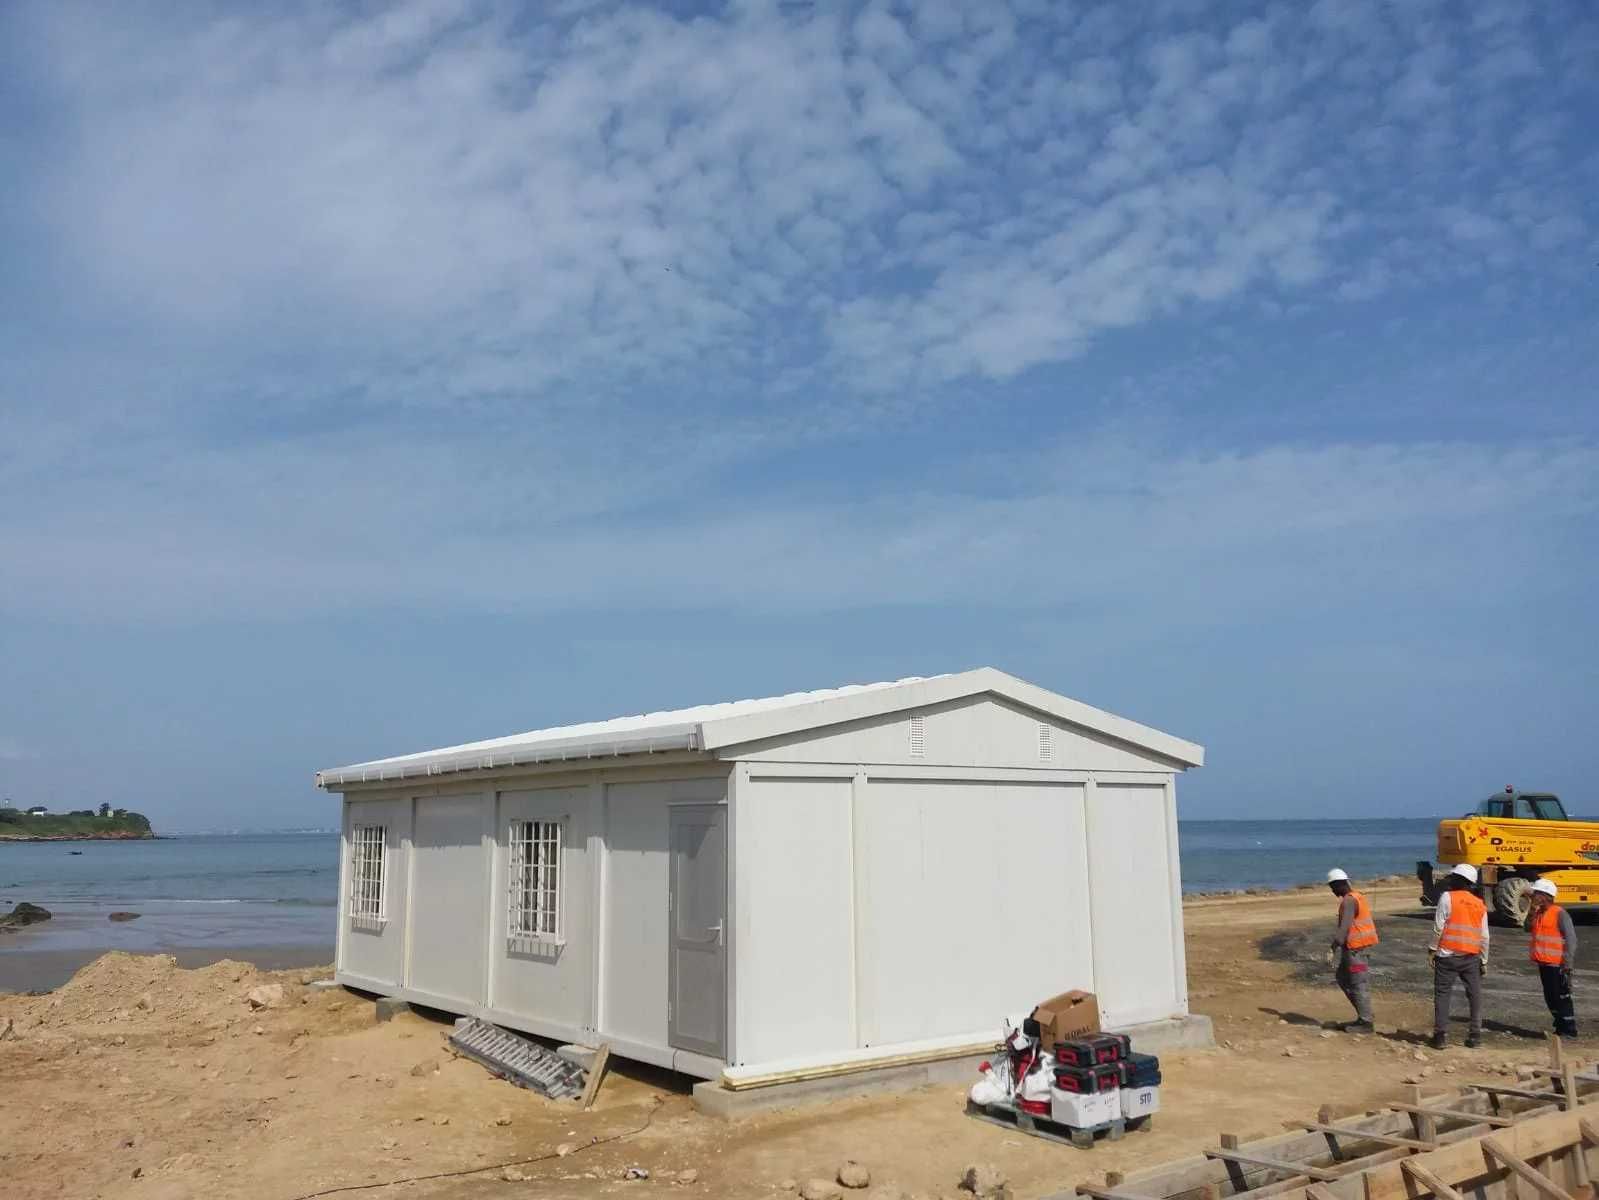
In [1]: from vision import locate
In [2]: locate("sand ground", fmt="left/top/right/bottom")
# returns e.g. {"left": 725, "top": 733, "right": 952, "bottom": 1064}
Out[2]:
{"left": 0, "top": 885, "right": 1580, "bottom": 1200}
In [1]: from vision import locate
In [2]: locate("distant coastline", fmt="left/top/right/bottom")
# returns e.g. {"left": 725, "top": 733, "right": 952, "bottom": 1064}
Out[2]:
{"left": 0, "top": 811, "right": 155, "bottom": 842}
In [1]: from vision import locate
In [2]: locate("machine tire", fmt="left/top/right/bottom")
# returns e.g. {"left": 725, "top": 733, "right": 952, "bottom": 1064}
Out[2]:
{"left": 1493, "top": 875, "right": 1532, "bottom": 925}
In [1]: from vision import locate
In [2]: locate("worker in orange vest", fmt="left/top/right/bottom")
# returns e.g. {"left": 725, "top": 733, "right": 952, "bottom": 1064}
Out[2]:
{"left": 1429, "top": 864, "right": 1488, "bottom": 1049}
{"left": 1326, "top": 869, "right": 1377, "bottom": 1032}
{"left": 1527, "top": 878, "right": 1578, "bottom": 1037}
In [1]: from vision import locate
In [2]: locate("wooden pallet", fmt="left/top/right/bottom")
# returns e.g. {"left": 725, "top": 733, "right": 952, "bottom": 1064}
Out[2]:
{"left": 966, "top": 1100, "right": 1153, "bottom": 1148}
{"left": 1057, "top": 1046, "right": 1598, "bottom": 1200}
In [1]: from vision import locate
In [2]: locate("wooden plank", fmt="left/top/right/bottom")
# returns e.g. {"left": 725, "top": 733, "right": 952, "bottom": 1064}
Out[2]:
{"left": 1481, "top": 1137, "right": 1578, "bottom": 1200}
{"left": 580, "top": 1042, "right": 611, "bottom": 1111}
{"left": 1077, "top": 1187, "right": 1166, "bottom": 1200}
{"left": 1206, "top": 1149, "right": 1340, "bottom": 1183}
{"left": 1300, "top": 1122, "right": 1435, "bottom": 1151}
{"left": 1578, "top": 1118, "right": 1599, "bottom": 1147}
{"left": 1352, "top": 1104, "right": 1597, "bottom": 1200}
{"left": 1306, "top": 1186, "right": 1344, "bottom": 1200}
{"left": 1470, "top": 1085, "right": 1568, "bottom": 1102}
{"left": 1388, "top": 1102, "right": 1517, "bottom": 1129}
{"left": 1401, "top": 1158, "right": 1466, "bottom": 1200}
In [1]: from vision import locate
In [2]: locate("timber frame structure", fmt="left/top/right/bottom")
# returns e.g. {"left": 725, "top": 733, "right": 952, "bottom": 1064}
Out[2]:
{"left": 1063, "top": 1048, "right": 1599, "bottom": 1200}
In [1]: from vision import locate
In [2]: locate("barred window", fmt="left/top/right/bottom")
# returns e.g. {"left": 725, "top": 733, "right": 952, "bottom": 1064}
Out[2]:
{"left": 508, "top": 820, "right": 562, "bottom": 942}
{"left": 350, "top": 825, "right": 386, "bottom": 923}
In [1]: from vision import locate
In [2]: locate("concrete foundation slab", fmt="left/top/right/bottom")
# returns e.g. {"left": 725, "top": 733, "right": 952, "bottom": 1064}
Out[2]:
{"left": 693, "top": 1014, "right": 1213, "bottom": 1119}
{"left": 557, "top": 1044, "right": 599, "bottom": 1070}
{"left": 375, "top": 997, "right": 412, "bottom": 1023}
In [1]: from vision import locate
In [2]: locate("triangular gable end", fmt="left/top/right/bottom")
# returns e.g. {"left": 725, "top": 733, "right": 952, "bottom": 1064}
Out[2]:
{"left": 698, "top": 668, "right": 1202, "bottom": 771}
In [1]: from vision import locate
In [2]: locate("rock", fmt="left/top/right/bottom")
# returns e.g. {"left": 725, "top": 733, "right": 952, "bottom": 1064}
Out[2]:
{"left": 109, "top": 912, "right": 142, "bottom": 922}
{"left": 1, "top": 1017, "right": 16, "bottom": 1041}
{"left": 678, "top": 1168, "right": 700, "bottom": 1184}
{"left": 839, "top": 1162, "right": 871, "bottom": 1189}
{"left": 801, "top": 1181, "right": 844, "bottom": 1200}
{"left": 380, "top": 1138, "right": 398, "bottom": 1151}
{"left": 432, "top": 1116, "right": 450, "bottom": 1127}
{"left": 780, "top": 1181, "right": 798, "bottom": 1192}
{"left": 410, "top": 1058, "right": 439, "bottom": 1077}
{"left": 624, "top": 1167, "right": 651, "bottom": 1181}
{"left": 1282, "top": 1047, "right": 1301, "bottom": 1058}
{"left": 246, "top": 984, "right": 284, "bottom": 1011}
{"left": 0, "top": 902, "right": 52, "bottom": 929}
{"left": 113, "top": 1035, "right": 126, "bottom": 1046}
{"left": 253, "top": 1026, "right": 265, "bottom": 1036}
{"left": 1319, "top": 1031, "right": 1335, "bottom": 1039}
{"left": 1412, "top": 1050, "right": 1429, "bottom": 1063}
{"left": 132, "top": 1166, "right": 144, "bottom": 1179}
{"left": 864, "top": 1186, "right": 905, "bottom": 1200}
{"left": 557, "top": 1143, "right": 575, "bottom": 1157}
{"left": 959, "top": 1164, "right": 1008, "bottom": 1198}
{"left": 503, "top": 1166, "right": 528, "bottom": 1182}
{"left": 136, "top": 993, "right": 154, "bottom": 1012}
{"left": 494, "top": 1114, "right": 512, "bottom": 1127}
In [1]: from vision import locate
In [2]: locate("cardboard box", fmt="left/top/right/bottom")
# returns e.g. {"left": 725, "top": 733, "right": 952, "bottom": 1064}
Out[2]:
{"left": 1050, "top": 1086, "right": 1119, "bottom": 1129}
{"left": 1120, "top": 1086, "right": 1160, "bottom": 1119}
{"left": 1031, "top": 990, "right": 1100, "bottom": 1047}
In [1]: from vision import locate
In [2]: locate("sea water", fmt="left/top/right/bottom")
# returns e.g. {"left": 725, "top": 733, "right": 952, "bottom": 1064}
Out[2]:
{"left": 0, "top": 833, "right": 338, "bottom": 955}
{"left": 1177, "top": 818, "right": 1438, "bottom": 893}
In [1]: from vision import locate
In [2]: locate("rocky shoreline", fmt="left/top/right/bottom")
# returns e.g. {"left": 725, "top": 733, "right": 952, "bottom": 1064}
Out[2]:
{"left": 0, "top": 831, "right": 157, "bottom": 842}
{"left": 1184, "top": 872, "right": 1418, "bottom": 901}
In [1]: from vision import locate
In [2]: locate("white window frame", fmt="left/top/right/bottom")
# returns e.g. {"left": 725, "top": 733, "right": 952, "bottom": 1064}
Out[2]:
{"left": 349, "top": 824, "right": 387, "bottom": 927}
{"left": 507, "top": 818, "right": 564, "bottom": 947}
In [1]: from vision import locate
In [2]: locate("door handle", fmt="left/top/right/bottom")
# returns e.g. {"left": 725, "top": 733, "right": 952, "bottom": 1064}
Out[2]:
{"left": 711, "top": 919, "right": 723, "bottom": 945}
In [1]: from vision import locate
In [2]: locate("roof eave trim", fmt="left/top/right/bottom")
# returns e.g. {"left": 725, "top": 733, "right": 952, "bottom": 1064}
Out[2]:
{"left": 315, "top": 724, "right": 703, "bottom": 790}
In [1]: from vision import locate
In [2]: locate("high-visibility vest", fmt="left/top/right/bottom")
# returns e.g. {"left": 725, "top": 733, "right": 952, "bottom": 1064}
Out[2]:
{"left": 1531, "top": 904, "right": 1567, "bottom": 966}
{"left": 1438, "top": 891, "right": 1487, "bottom": 955}
{"left": 1345, "top": 890, "right": 1379, "bottom": 950}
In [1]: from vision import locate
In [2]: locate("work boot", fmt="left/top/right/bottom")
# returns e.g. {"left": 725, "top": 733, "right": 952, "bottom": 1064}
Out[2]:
{"left": 1429, "top": 1032, "right": 1447, "bottom": 1050}
{"left": 1341, "top": 1020, "right": 1375, "bottom": 1034}
{"left": 1465, "top": 1033, "right": 1482, "bottom": 1048}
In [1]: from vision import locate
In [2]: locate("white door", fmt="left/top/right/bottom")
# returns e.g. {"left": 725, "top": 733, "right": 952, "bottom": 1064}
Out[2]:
{"left": 668, "top": 805, "right": 727, "bottom": 1059}
{"left": 408, "top": 795, "right": 487, "bottom": 1006}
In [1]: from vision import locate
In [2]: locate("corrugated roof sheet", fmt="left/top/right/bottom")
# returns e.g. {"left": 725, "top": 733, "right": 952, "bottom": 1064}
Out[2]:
{"left": 316, "top": 675, "right": 945, "bottom": 787}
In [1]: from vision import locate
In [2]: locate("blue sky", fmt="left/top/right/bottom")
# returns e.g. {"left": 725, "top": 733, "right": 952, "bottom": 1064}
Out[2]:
{"left": 1, "top": 0, "right": 1595, "bottom": 829}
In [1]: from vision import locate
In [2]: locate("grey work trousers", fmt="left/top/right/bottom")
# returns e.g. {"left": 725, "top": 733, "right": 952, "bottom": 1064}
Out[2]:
{"left": 1335, "top": 947, "right": 1373, "bottom": 1023}
{"left": 1432, "top": 953, "right": 1483, "bottom": 1037}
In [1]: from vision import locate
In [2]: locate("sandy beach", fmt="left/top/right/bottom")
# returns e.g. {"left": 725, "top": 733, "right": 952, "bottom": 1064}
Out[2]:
{"left": 2, "top": 881, "right": 1586, "bottom": 1200}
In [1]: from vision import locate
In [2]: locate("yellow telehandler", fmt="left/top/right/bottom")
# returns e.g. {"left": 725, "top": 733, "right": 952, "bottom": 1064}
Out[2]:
{"left": 1418, "top": 787, "right": 1599, "bottom": 924}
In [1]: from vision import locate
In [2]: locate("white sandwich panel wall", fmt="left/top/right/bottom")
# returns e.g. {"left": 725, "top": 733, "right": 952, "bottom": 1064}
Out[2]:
{"left": 854, "top": 777, "right": 1095, "bottom": 1047}
{"left": 1084, "top": 781, "right": 1183, "bottom": 1028}
{"left": 731, "top": 774, "right": 856, "bottom": 1066}
{"left": 734, "top": 695, "right": 1179, "bottom": 773}
{"left": 488, "top": 785, "right": 595, "bottom": 1035}
{"left": 598, "top": 774, "right": 728, "bottom": 1051}
{"left": 338, "top": 796, "right": 410, "bottom": 988}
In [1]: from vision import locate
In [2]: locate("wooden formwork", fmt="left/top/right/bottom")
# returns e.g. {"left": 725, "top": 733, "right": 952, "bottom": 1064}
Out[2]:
{"left": 1058, "top": 1050, "right": 1599, "bottom": 1200}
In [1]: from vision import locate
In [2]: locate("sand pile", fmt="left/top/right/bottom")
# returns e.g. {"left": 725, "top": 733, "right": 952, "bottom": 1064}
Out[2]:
{"left": 0, "top": 951, "right": 347, "bottom": 1051}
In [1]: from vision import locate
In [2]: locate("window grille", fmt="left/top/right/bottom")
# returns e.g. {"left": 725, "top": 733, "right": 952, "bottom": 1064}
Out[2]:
{"left": 1039, "top": 722, "right": 1054, "bottom": 761}
{"left": 350, "top": 825, "right": 386, "bottom": 923}
{"left": 508, "top": 819, "right": 562, "bottom": 943}
{"left": 909, "top": 714, "right": 926, "bottom": 757}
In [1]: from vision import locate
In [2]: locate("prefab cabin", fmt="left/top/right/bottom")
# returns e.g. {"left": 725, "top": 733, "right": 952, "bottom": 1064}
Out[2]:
{"left": 316, "top": 668, "right": 1204, "bottom": 1081}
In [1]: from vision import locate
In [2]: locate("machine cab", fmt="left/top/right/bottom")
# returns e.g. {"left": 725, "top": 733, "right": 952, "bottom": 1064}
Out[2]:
{"left": 1470, "top": 791, "right": 1567, "bottom": 821}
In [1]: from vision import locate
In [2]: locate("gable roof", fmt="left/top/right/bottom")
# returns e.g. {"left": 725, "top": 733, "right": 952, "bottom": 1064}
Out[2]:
{"left": 314, "top": 667, "right": 1203, "bottom": 789}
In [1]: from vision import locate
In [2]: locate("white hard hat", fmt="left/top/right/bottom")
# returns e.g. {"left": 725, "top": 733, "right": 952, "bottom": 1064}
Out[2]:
{"left": 1326, "top": 868, "right": 1349, "bottom": 883}
{"left": 1532, "top": 878, "right": 1558, "bottom": 898}
{"left": 1450, "top": 864, "right": 1479, "bottom": 884}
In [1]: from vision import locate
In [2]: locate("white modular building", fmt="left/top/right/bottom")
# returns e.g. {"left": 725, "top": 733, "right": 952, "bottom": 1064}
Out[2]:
{"left": 316, "top": 668, "right": 1204, "bottom": 1083}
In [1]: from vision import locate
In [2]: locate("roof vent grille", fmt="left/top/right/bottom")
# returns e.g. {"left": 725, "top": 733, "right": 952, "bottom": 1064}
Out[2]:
{"left": 1038, "top": 722, "right": 1053, "bottom": 761}
{"left": 909, "top": 714, "right": 926, "bottom": 758}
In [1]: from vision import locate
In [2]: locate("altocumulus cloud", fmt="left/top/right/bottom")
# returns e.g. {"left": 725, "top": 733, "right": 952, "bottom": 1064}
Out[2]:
{"left": 0, "top": 0, "right": 1594, "bottom": 627}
